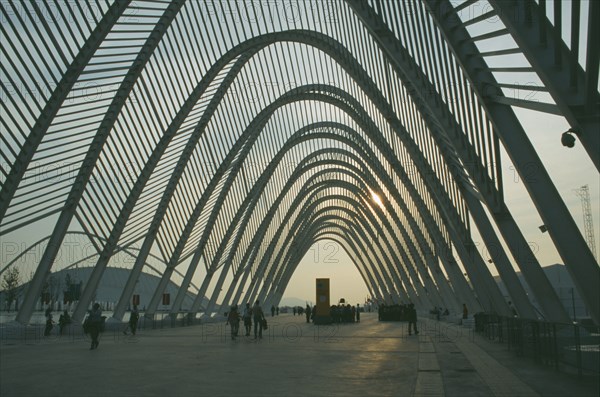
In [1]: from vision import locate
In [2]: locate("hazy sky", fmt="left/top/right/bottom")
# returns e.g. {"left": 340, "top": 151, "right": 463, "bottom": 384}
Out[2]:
{"left": 283, "top": 240, "right": 369, "bottom": 305}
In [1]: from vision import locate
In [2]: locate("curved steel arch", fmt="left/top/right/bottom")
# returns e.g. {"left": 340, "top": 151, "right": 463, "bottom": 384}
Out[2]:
{"left": 216, "top": 152, "right": 432, "bottom": 310}
{"left": 273, "top": 221, "right": 424, "bottom": 311}
{"left": 189, "top": 126, "right": 481, "bottom": 316}
{"left": 263, "top": 189, "right": 445, "bottom": 311}
{"left": 3, "top": 2, "right": 597, "bottom": 325}
{"left": 271, "top": 212, "right": 407, "bottom": 309}
{"left": 206, "top": 134, "right": 476, "bottom": 315}
{"left": 163, "top": 73, "right": 568, "bottom": 321}
{"left": 349, "top": 0, "right": 599, "bottom": 322}
{"left": 253, "top": 194, "right": 414, "bottom": 310}
{"left": 203, "top": 170, "right": 426, "bottom": 315}
{"left": 82, "top": 24, "right": 491, "bottom": 323}
{"left": 267, "top": 186, "right": 436, "bottom": 306}
{"left": 14, "top": 28, "right": 513, "bottom": 322}
{"left": 195, "top": 83, "right": 532, "bottom": 313}
{"left": 224, "top": 157, "right": 464, "bottom": 312}
{"left": 140, "top": 83, "right": 467, "bottom": 317}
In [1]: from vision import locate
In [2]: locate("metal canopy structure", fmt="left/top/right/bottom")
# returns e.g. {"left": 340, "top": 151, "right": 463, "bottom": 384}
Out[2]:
{"left": 1, "top": 0, "right": 598, "bottom": 325}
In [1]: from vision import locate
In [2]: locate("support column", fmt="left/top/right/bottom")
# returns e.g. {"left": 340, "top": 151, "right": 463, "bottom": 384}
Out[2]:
{"left": 492, "top": 207, "right": 571, "bottom": 322}
{"left": 462, "top": 189, "right": 538, "bottom": 319}
{"left": 189, "top": 268, "right": 215, "bottom": 315}
{"left": 202, "top": 264, "right": 233, "bottom": 317}
{"left": 170, "top": 250, "right": 203, "bottom": 315}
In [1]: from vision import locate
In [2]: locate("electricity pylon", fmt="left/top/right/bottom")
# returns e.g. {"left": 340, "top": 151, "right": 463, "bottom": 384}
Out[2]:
{"left": 574, "top": 185, "right": 597, "bottom": 260}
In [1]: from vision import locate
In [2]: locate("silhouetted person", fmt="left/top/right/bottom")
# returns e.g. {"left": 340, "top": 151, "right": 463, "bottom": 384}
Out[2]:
{"left": 271, "top": 305, "right": 275, "bottom": 317}
{"left": 276, "top": 306, "right": 279, "bottom": 316}
{"left": 305, "top": 305, "right": 311, "bottom": 323}
{"left": 87, "top": 303, "right": 103, "bottom": 350}
{"left": 408, "top": 303, "right": 418, "bottom": 336}
{"left": 123, "top": 305, "right": 139, "bottom": 335}
{"left": 58, "top": 310, "right": 70, "bottom": 335}
{"left": 253, "top": 300, "right": 265, "bottom": 339}
{"left": 227, "top": 305, "right": 240, "bottom": 340}
{"left": 356, "top": 304, "right": 360, "bottom": 322}
{"left": 462, "top": 304, "right": 468, "bottom": 320}
{"left": 44, "top": 311, "right": 54, "bottom": 336}
{"left": 243, "top": 302, "right": 252, "bottom": 336}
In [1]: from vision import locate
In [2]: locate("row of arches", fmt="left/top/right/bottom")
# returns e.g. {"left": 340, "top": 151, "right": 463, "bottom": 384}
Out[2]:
{"left": 1, "top": 1, "right": 597, "bottom": 325}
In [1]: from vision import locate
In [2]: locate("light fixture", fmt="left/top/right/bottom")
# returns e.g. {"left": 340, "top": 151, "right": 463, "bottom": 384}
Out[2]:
{"left": 561, "top": 128, "right": 578, "bottom": 148}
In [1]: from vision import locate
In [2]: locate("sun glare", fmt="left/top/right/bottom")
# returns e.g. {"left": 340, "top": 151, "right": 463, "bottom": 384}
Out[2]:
{"left": 372, "top": 191, "right": 384, "bottom": 207}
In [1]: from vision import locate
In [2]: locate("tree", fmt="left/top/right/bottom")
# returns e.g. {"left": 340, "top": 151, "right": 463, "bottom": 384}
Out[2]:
{"left": 2, "top": 267, "right": 21, "bottom": 312}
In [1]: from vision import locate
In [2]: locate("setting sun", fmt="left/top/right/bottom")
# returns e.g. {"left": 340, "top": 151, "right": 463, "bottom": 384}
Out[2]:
{"left": 371, "top": 191, "right": 384, "bottom": 208}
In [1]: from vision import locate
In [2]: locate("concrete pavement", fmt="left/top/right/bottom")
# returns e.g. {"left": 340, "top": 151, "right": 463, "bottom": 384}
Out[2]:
{"left": 0, "top": 313, "right": 597, "bottom": 397}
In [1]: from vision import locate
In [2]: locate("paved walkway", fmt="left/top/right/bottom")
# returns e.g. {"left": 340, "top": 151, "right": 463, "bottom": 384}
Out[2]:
{"left": 0, "top": 313, "right": 597, "bottom": 396}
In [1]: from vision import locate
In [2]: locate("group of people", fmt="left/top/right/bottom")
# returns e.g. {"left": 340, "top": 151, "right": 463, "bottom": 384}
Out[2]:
{"left": 84, "top": 303, "right": 139, "bottom": 350}
{"left": 294, "top": 303, "right": 362, "bottom": 324}
{"left": 430, "top": 306, "right": 450, "bottom": 320}
{"left": 292, "top": 306, "right": 304, "bottom": 316}
{"left": 329, "top": 304, "right": 360, "bottom": 323}
{"left": 226, "top": 300, "right": 267, "bottom": 340}
{"left": 377, "top": 303, "right": 419, "bottom": 335}
{"left": 43, "top": 308, "right": 72, "bottom": 336}
{"left": 378, "top": 303, "right": 416, "bottom": 322}
{"left": 39, "top": 303, "right": 140, "bottom": 350}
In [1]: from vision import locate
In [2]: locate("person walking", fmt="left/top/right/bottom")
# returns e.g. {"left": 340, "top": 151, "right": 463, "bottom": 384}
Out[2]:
{"left": 407, "top": 303, "right": 419, "bottom": 336}
{"left": 44, "top": 310, "right": 54, "bottom": 336}
{"left": 253, "top": 300, "right": 265, "bottom": 340}
{"left": 226, "top": 305, "right": 240, "bottom": 340}
{"left": 356, "top": 304, "right": 361, "bottom": 322}
{"left": 271, "top": 305, "right": 276, "bottom": 317}
{"left": 123, "top": 305, "right": 139, "bottom": 335}
{"left": 462, "top": 304, "right": 468, "bottom": 320}
{"left": 242, "top": 302, "right": 252, "bottom": 336}
{"left": 87, "top": 303, "right": 103, "bottom": 350}
{"left": 58, "top": 310, "right": 71, "bottom": 336}
{"left": 305, "top": 304, "right": 312, "bottom": 323}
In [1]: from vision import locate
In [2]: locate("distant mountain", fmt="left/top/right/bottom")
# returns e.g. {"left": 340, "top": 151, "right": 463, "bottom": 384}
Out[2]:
{"left": 280, "top": 297, "right": 310, "bottom": 307}
{"left": 1, "top": 266, "right": 208, "bottom": 312}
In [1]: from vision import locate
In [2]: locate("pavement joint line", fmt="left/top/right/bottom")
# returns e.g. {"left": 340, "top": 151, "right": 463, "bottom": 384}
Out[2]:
{"left": 424, "top": 318, "right": 540, "bottom": 397}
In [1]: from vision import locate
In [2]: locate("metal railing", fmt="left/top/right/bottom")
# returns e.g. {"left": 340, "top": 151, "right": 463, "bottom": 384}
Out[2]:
{"left": 0, "top": 311, "right": 211, "bottom": 345}
{"left": 474, "top": 313, "right": 599, "bottom": 376}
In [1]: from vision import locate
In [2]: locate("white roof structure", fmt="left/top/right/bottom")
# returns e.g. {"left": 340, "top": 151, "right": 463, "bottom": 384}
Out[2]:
{"left": 1, "top": 1, "right": 598, "bottom": 325}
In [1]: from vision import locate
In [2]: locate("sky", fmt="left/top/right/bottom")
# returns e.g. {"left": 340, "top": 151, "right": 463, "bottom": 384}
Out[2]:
{"left": 282, "top": 240, "right": 369, "bottom": 306}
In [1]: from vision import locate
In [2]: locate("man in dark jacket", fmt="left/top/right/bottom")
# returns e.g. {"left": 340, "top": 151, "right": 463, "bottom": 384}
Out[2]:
{"left": 88, "top": 303, "right": 103, "bottom": 349}
{"left": 408, "top": 303, "right": 419, "bottom": 336}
